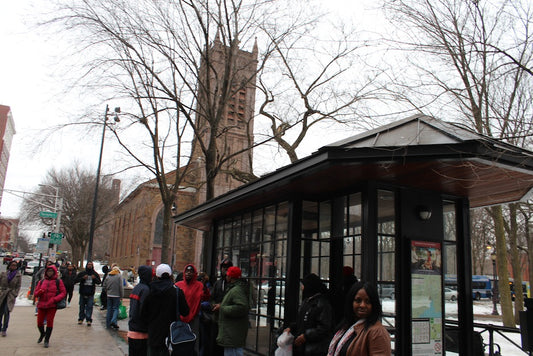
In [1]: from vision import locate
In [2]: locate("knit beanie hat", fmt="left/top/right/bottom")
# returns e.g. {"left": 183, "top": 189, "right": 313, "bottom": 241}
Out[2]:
{"left": 226, "top": 266, "right": 242, "bottom": 279}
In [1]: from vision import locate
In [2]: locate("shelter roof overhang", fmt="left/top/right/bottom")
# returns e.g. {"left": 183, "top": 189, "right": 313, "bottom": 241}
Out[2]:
{"left": 174, "top": 115, "right": 533, "bottom": 231}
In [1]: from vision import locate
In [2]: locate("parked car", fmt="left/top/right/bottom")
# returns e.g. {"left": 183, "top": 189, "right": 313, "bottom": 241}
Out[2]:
{"left": 24, "top": 260, "right": 41, "bottom": 275}
{"left": 379, "top": 284, "right": 395, "bottom": 300}
{"left": 445, "top": 287, "right": 458, "bottom": 301}
{"left": 3, "top": 253, "right": 18, "bottom": 265}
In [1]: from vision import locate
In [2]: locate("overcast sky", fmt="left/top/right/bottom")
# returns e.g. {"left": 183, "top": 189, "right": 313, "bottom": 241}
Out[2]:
{"left": 0, "top": 1, "right": 384, "bottom": 239}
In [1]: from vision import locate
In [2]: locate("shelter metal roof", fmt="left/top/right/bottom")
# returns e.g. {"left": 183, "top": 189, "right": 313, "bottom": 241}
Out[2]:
{"left": 175, "top": 114, "right": 533, "bottom": 231}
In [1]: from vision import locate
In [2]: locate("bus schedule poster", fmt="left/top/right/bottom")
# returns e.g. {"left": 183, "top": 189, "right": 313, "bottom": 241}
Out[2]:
{"left": 411, "top": 240, "right": 443, "bottom": 355}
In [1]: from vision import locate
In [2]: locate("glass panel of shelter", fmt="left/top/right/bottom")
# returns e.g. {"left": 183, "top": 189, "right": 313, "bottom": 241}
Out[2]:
{"left": 443, "top": 200, "right": 458, "bottom": 322}
{"left": 376, "top": 189, "right": 396, "bottom": 340}
{"left": 215, "top": 203, "right": 289, "bottom": 355}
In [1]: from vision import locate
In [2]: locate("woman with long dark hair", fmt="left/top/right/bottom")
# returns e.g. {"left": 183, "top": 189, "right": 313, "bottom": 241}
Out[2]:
{"left": 327, "top": 282, "right": 391, "bottom": 356}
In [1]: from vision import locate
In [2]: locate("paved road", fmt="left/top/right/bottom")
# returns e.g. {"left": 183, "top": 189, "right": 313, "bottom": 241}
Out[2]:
{"left": 1, "top": 290, "right": 129, "bottom": 355}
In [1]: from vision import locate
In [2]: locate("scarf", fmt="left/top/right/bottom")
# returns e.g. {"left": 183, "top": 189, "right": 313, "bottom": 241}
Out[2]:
{"left": 327, "top": 319, "right": 365, "bottom": 356}
{"left": 7, "top": 270, "right": 17, "bottom": 282}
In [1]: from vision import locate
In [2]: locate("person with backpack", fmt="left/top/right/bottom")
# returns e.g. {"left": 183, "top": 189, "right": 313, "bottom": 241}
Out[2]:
{"left": 34, "top": 265, "right": 66, "bottom": 348}
{"left": 141, "top": 264, "right": 189, "bottom": 356}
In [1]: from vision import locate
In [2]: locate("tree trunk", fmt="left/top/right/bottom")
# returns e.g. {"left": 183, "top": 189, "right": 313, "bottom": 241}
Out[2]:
{"left": 491, "top": 205, "right": 515, "bottom": 327}
{"left": 160, "top": 202, "right": 172, "bottom": 265}
{"left": 508, "top": 204, "right": 524, "bottom": 324}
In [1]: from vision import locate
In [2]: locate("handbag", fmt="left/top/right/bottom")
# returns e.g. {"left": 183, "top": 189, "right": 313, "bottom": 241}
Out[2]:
{"left": 55, "top": 280, "right": 67, "bottom": 310}
{"left": 166, "top": 286, "right": 196, "bottom": 355}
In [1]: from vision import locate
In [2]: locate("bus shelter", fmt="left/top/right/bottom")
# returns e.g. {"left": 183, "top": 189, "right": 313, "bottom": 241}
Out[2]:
{"left": 174, "top": 114, "right": 533, "bottom": 355}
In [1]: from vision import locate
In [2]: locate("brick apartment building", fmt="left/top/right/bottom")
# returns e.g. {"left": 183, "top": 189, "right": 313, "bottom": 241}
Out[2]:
{"left": 108, "top": 38, "right": 258, "bottom": 271}
{"left": 0, "top": 105, "right": 16, "bottom": 211}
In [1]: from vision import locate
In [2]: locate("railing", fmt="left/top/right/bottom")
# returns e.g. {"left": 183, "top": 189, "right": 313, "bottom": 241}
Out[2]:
{"left": 446, "top": 319, "right": 530, "bottom": 356}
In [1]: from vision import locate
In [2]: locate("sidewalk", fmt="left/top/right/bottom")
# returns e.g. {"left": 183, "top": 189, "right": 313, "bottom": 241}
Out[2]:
{"left": 0, "top": 290, "right": 128, "bottom": 355}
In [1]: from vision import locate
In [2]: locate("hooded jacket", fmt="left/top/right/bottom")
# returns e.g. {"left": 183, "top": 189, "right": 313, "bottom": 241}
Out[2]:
{"left": 128, "top": 265, "right": 152, "bottom": 333}
{"left": 75, "top": 263, "right": 101, "bottom": 296}
{"left": 141, "top": 277, "right": 190, "bottom": 348}
{"left": 175, "top": 264, "right": 209, "bottom": 323}
{"left": 35, "top": 265, "right": 67, "bottom": 309}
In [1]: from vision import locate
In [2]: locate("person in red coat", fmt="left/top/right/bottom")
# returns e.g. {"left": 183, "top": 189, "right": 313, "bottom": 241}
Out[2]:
{"left": 34, "top": 264, "right": 66, "bottom": 348}
{"left": 176, "top": 264, "right": 210, "bottom": 356}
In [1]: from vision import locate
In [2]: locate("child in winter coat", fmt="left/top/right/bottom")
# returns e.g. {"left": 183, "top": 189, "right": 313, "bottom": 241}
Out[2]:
{"left": 34, "top": 265, "right": 66, "bottom": 348}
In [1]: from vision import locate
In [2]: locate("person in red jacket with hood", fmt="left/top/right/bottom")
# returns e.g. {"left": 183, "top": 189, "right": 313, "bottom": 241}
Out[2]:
{"left": 34, "top": 264, "right": 66, "bottom": 348}
{"left": 176, "top": 264, "right": 210, "bottom": 356}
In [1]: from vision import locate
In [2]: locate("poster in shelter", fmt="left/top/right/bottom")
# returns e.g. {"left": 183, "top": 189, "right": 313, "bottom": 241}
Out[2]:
{"left": 411, "top": 241, "right": 443, "bottom": 355}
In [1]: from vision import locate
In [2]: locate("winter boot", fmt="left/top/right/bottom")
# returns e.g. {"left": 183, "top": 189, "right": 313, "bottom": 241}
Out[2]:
{"left": 37, "top": 326, "right": 45, "bottom": 343}
{"left": 43, "top": 327, "right": 52, "bottom": 348}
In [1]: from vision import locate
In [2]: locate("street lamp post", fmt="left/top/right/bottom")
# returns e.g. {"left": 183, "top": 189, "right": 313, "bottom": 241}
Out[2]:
{"left": 491, "top": 252, "right": 499, "bottom": 316}
{"left": 87, "top": 105, "right": 120, "bottom": 262}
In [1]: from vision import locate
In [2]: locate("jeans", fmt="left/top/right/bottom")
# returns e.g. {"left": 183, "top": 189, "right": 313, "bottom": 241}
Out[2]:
{"left": 78, "top": 294, "right": 94, "bottom": 322}
{"left": 106, "top": 297, "right": 120, "bottom": 327}
{"left": 224, "top": 348, "right": 243, "bottom": 356}
{"left": 0, "top": 299, "right": 9, "bottom": 331}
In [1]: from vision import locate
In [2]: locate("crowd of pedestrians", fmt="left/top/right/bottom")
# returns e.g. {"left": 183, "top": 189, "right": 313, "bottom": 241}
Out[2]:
{"left": 1, "top": 256, "right": 391, "bottom": 356}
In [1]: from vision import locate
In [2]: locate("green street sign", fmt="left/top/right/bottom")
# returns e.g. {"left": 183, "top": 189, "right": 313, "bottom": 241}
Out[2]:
{"left": 39, "top": 211, "right": 58, "bottom": 219}
{"left": 50, "top": 232, "right": 63, "bottom": 244}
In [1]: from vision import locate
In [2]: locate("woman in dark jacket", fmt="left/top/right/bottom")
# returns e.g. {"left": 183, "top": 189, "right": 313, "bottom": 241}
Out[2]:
{"left": 141, "top": 264, "right": 189, "bottom": 356}
{"left": 290, "top": 273, "right": 333, "bottom": 356}
{"left": 34, "top": 265, "right": 66, "bottom": 348}
{"left": 60, "top": 262, "right": 77, "bottom": 305}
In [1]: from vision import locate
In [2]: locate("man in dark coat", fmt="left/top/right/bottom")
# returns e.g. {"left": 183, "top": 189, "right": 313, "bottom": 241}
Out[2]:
{"left": 74, "top": 261, "right": 101, "bottom": 326}
{"left": 141, "top": 264, "right": 189, "bottom": 356}
{"left": 128, "top": 265, "right": 152, "bottom": 356}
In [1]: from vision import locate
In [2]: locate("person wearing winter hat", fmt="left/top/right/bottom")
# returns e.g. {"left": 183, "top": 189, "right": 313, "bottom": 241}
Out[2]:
{"left": 212, "top": 266, "right": 249, "bottom": 356}
{"left": 34, "top": 265, "right": 67, "bottom": 348}
{"left": 288, "top": 273, "right": 333, "bottom": 356}
{"left": 141, "top": 264, "right": 190, "bottom": 356}
{"left": 103, "top": 266, "right": 124, "bottom": 329}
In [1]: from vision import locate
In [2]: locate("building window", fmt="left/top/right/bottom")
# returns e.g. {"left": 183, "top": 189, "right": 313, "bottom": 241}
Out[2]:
{"left": 214, "top": 202, "right": 289, "bottom": 355}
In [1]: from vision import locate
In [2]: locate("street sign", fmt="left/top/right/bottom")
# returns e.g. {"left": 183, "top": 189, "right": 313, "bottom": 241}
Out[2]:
{"left": 36, "top": 238, "right": 49, "bottom": 252}
{"left": 50, "top": 232, "right": 63, "bottom": 245}
{"left": 39, "top": 211, "right": 58, "bottom": 219}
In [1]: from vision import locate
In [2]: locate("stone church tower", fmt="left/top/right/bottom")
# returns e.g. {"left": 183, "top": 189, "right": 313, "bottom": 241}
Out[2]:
{"left": 190, "top": 36, "right": 258, "bottom": 202}
{"left": 108, "top": 39, "right": 258, "bottom": 270}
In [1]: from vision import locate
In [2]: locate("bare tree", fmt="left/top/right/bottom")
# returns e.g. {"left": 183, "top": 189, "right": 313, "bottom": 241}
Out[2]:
{"left": 470, "top": 209, "right": 494, "bottom": 275}
{"left": 383, "top": 0, "right": 533, "bottom": 326}
{"left": 20, "top": 165, "right": 117, "bottom": 268}
{"left": 43, "top": 0, "right": 382, "bottom": 263}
